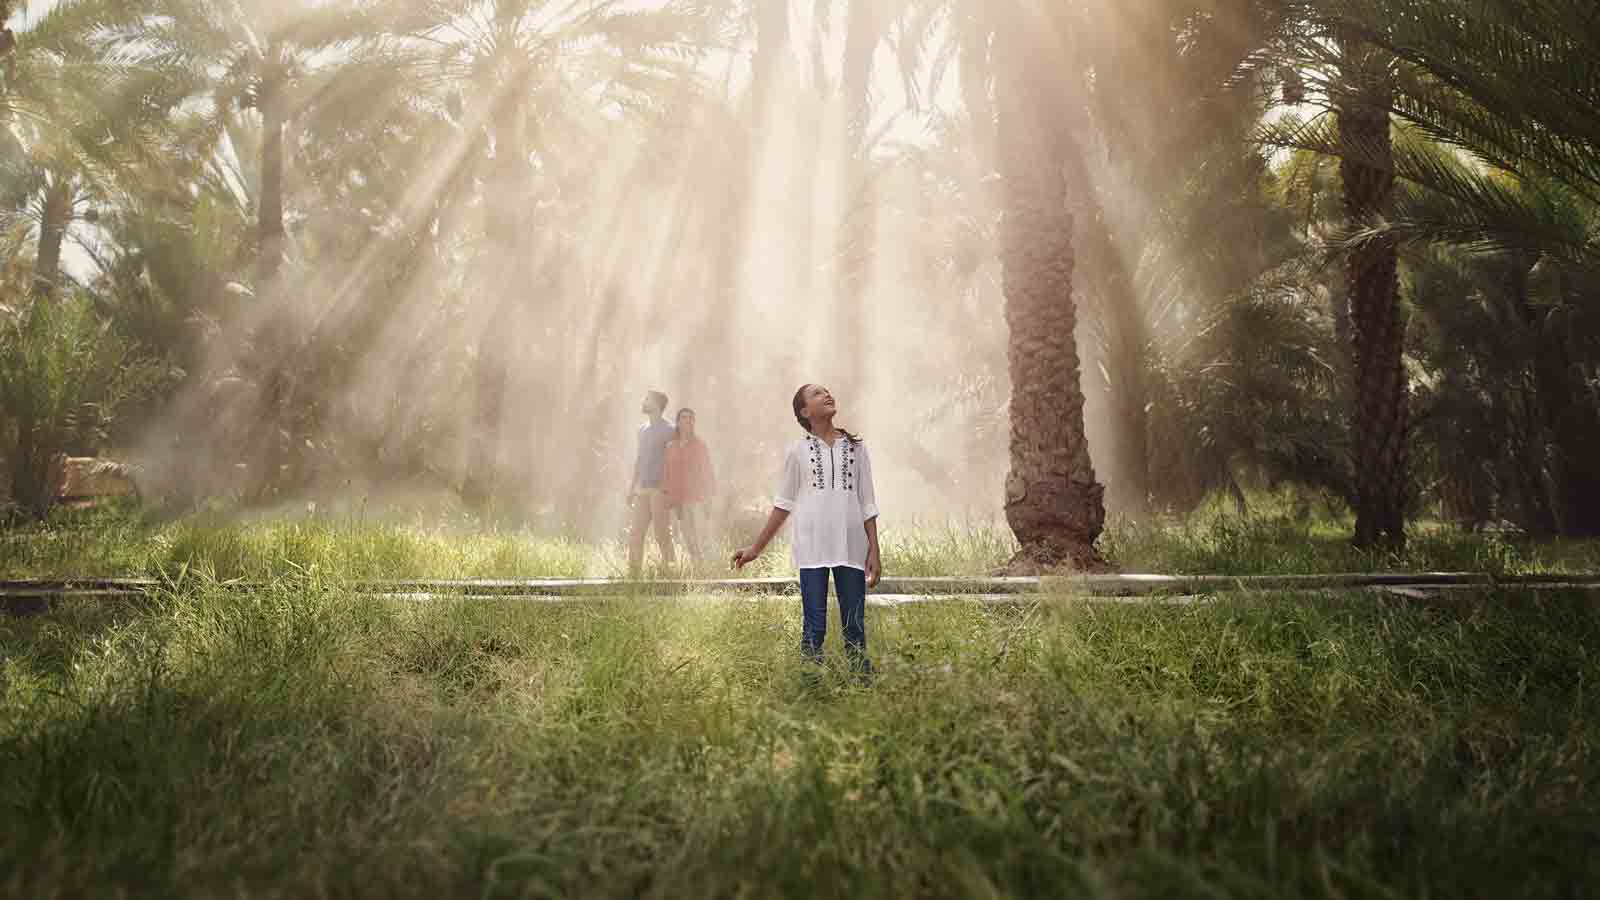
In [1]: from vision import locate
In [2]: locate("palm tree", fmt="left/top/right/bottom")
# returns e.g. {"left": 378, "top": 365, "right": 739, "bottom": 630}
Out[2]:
{"left": 1330, "top": 0, "right": 1600, "bottom": 212}
{"left": 898, "top": 0, "right": 1095, "bottom": 551}
{"left": 0, "top": 0, "right": 191, "bottom": 511}
{"left": 127, "top": 1, "right": 404, "bottom": 498}
{"left": 1269, "top": 1, "right": 1599, "bottom": 273}
{"left": 1253, "top": 10, "right": 1411, "bottom": 548}
{"left": 1263, "top": 0, "right": 1600, "bottom": 542}
{"left": 0, "top": 0, "right": 187, "bottom": 300}
{"left": 899, "top": 0, "right": 1278, "bottom": 517}
{"left": 1403, "top": 197, "right": 1600, "bottom": 535}
{"left": 1140, "top": 153, "right": 1352, "bottom": 517}
{"left": 992, "top": 1, "right": 1105, "bottom": 571}
{"left": 1334, "top": 35, "right": 1408, "bottom": 549}
{"left": 145, "top": 1, "right": 395, "bottom": 292}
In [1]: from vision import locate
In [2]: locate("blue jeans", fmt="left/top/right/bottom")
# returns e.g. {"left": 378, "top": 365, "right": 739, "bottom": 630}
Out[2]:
{"left": 799, "top": 567, "right": 871, "bottom": 672}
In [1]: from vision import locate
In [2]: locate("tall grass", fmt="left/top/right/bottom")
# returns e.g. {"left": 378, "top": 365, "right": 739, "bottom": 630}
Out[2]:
{"left": 1101, "top": 508, "right": 1600, "bottom": 575}
{"left": 2, "top": 496, "right": 1597, "bottom": 580}
{"left": 1099, "top": 488, "right": 1600, "bottom": 574}
{"left": 0, "top": 506, "right": 1022, "bottom": 580}
{"left": 2, "top": 582, "right": 1597, "bottom": 897}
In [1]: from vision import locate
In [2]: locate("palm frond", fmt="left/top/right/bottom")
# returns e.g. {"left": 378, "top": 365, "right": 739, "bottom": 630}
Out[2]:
{"left": 1259, "top": 112, "right": 1600, "bottom": 270}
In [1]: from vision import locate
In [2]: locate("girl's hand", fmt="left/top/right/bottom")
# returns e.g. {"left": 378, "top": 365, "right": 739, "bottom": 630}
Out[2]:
{"left": 731, "top": 547, "right": 760, "bottom": 570}
{"left": 866, "top": 549, "right": 882, "bottom": 588}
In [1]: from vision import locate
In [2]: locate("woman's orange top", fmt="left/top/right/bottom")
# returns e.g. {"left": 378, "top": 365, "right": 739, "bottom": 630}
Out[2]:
{"left": 663, "top": 437, "right": 715, "bottom": 506}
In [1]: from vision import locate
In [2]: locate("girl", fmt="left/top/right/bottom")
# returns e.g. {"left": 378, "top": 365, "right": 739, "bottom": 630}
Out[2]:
{"left": 664, "top": 407, "right": 715, "bottom": 563}
{"left": 732, "top": 384, "right": 880, "bottom": 672}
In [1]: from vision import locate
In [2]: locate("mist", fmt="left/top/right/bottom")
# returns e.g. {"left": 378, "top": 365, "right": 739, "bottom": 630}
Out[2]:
{"left": 117, "top": 0, "right": 1049, "bottom": 540}
{"left": 8, "top": 0, "right": 1407, "bottom": 543}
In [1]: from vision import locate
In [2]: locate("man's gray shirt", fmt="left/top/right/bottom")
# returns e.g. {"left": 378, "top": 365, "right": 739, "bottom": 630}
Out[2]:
{"left": 634, "top": 418, "right": 676, "bottom": 489}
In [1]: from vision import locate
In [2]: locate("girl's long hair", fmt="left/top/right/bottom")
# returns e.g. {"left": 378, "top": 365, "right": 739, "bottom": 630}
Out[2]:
{"left": 792, "top": 385, "right": 862, "bottom": 443}
{"left": 674, "top": 407, "right": 695, "bottom": 442}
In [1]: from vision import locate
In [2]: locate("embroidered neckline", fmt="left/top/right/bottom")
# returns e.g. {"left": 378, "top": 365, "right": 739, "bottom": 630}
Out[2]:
{"left": 806, "top": 435, "right": 856, "bottom": 492}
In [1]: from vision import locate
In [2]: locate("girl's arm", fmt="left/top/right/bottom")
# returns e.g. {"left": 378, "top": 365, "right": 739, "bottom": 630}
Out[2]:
{"left": 864, "top": 516, "right": 881, "bottom": 588}
{"left": 732, "top": 445, "right": 801, "bottom": 570}
{"left": 859, "top": 443, "right": 881, "bottom": 586}
{"left": 732, "top": 508, "right": 790, "bottom": 569}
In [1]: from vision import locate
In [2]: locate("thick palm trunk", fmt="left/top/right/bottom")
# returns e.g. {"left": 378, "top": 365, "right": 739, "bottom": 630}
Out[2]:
{"left": 33, "top": 177, "right": 71, "bottom": 298}
{"left": 995, "top": 12, "right": 1106, "bottom": 571}
{"left": 1338, "top": 43, "right": 1408, "bottom": 550}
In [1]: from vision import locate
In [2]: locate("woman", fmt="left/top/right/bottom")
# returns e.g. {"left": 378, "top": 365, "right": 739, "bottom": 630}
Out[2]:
{"left": 663, "top": 407, "right": 715, "bottom": 563}
{"left": 732, "top": 384, "right": 880, "bottom": 674}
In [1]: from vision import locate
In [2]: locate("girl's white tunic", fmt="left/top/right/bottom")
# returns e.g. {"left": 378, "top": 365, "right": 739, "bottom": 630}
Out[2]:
{"left": 773, "top": 434, "right": 879, "bottom": 571}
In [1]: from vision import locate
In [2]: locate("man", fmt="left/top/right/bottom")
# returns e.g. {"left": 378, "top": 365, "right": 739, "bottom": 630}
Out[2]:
{"left": 627, "top": 390, "right": 677, "bottom": 577}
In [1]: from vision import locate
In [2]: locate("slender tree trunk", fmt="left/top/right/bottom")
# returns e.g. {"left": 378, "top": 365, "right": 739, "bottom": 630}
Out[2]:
{"left": 995, "top": 8, "right": 1107, "bottom": 572}
{"left": 15, "top": 170, "right": 67, "bottom": 514}
{"left": 1338, "top": 41, "right": 1409, "bottom": 550}
{"left": 750, "top": 0, "right": 789, "bottom": 126}
{"left": 6, "top": 301, "right": 56, "bottom": 517}
{"left": 258, "top": 53, "right": 286, "bottom": 289}
{"left": 1517, "top": 279, "right": 1600, "bottom": 536}
{"left": 833, "top": 0, "right": 879, "bottom": 400}
{"left": 1499, "top": 257, "right": 1559, "bottom": 533}
{"left": 1509, "top": 407, "right": 1556, "bottom": 532}
{"left": 464, "top": 99, "right": 527, "bottom": 509}
{"left": 841, "top": 0, "right": 876, "bottom": 142}
{"left": 249, "top": 48, "right": 292, "bottom": 503}
{"left": 959, "top": 16, "right": 996, "bottom": 178}
{"left": 464, "top": 300, "right": 511, "bottom": 508}
{"left": 1550, "top": 396, "right": 1600, "bottom": 536}
{"left": 33, "top": 177, "right": 71, "bottom": 299}
{"left": 8, "top": 403, "right": 46, "bottom": 518}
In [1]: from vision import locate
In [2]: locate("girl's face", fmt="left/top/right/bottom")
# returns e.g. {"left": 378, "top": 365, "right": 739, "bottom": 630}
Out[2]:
{"left": 677, "top": 411, "right": 696, "bottom": 438}
{"left": 802, "top": 385, "right": 837, "bottom": 422}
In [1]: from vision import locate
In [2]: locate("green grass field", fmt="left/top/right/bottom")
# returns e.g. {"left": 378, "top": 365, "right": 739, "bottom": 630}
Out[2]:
{"left": 3, "top": 504, "right": 1599, "bottom": 897}
{"left": 3, "top": 581, "right": 1597, "bottom": 898}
